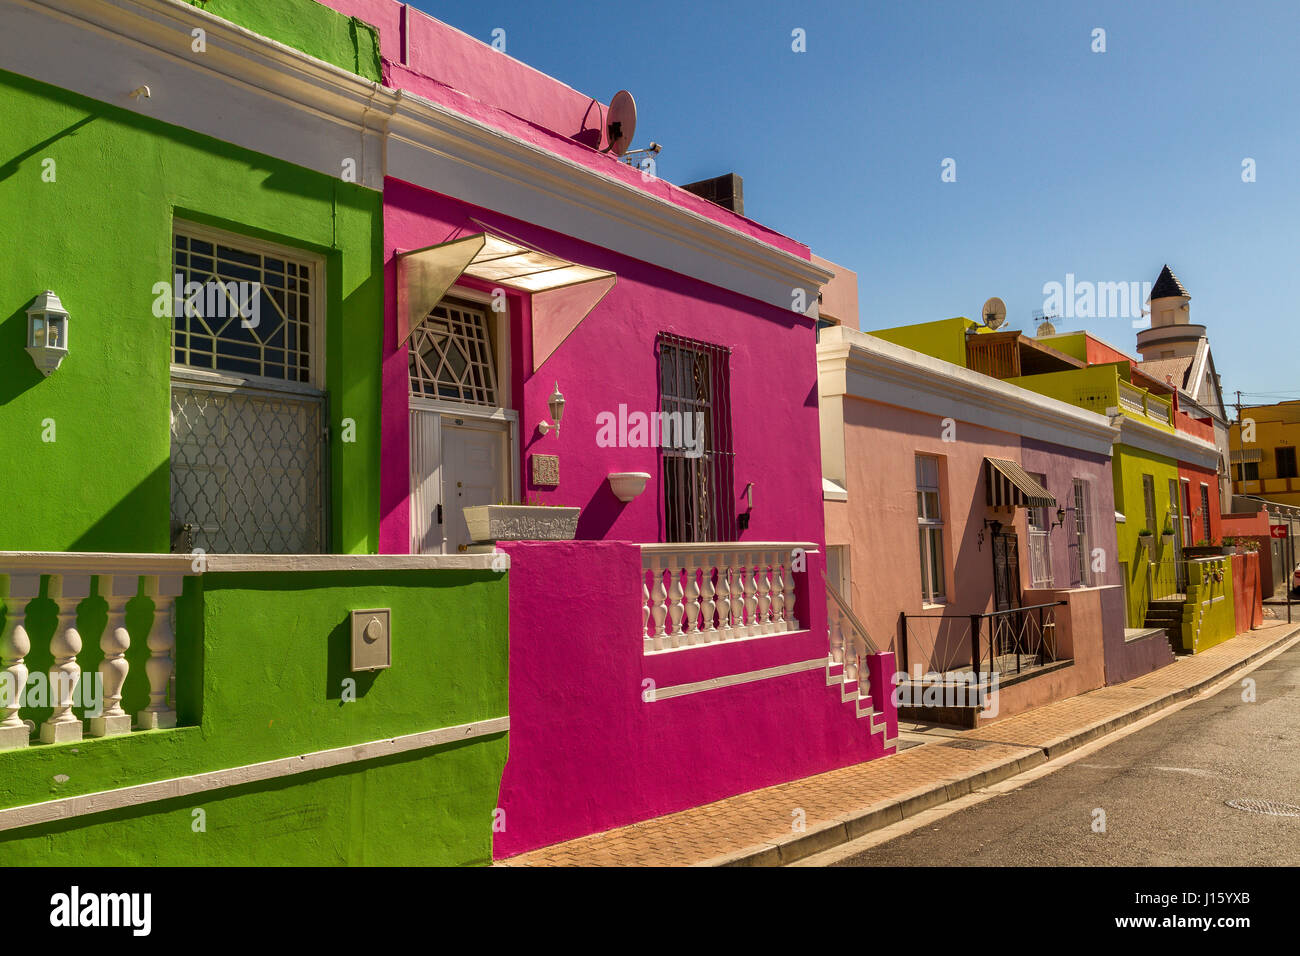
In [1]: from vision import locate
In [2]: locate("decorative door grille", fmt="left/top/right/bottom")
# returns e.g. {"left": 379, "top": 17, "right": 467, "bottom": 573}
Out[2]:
{"left": 657, "top": 333, "right": 736, "bottom": 543}
{"left": 170, "top": 382, "right": 325, "bottom": 554}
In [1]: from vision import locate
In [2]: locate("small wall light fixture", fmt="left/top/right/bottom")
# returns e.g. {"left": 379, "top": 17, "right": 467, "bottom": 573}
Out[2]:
{"left": 26, "top": 290, "right": 69, "bottom": 376}
{"left": 1053, "top": 505, "right": 1067, "bottom": 529}
{"left": 737, "top": 481, "right": 755, "bottom": 531}
{"left": 537, "top": 381, "right": 565, "bottom": 436}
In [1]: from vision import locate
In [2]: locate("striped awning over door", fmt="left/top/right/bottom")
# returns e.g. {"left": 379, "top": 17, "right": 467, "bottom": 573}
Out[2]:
{"left": 985, "top": 458, "right": 1055, "bottom": 509}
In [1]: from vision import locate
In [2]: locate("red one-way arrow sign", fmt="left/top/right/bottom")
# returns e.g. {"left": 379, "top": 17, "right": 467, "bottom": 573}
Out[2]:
{"left": 1271, "top": 524, "right": 1288, "bottom": 539}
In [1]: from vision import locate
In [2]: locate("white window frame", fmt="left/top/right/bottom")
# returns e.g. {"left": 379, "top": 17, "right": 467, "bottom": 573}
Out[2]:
{"left": 1027, "top": 472, "right": 1053, "bottom": 587}
{"left": 1073, "top": 478, "right": 1093, "bottom": 586}
{"left": 916, "top": 454, "right": 946, "bottom": 606}
{"left": 170, "top": 219, "right": 326, "bottom": 395}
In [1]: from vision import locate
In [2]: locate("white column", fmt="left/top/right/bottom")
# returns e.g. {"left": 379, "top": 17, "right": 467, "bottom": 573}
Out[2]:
{"left": 0, "top": 574, "right": 40, "bottom": 750}
{"left": 90, "top": 574, "right": 135, "bottom": 738}
{"left": 649, "top": 557, "right": 668, "bottom": 652}
{"left": 41, "top": 573, "right": 91, "bottom": 744}
{"left": 666, "top": 556, "right": 685, "bottom": 647}
{"left": 756, "top": 551, "right": 773, "bottom": 635}
{"left": 138, "top": 574, "right": 183, "bottom": 731}
{"left": 641, "top": 566, "right": 652, "bottom": 653}
{"left": 701, "top": 555, "right": 717, "bottom": 639}
{"left": 742, "top": 554, "right": 758, "bottom": 637}
{"left": 716, "top": 559, "right": 733, "bottom": 638}
{"left": 683, "top": 554, "right": 701, "bottom": 644}
{"left": 771, "top": 562, "right": 787, "bottom": 631}
{"left": 784, "top": 553, "right": 799, "bottom": 630}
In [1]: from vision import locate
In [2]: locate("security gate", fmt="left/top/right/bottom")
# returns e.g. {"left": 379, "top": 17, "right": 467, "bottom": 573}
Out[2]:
{"left": 170, "top": 381, "right": 325, "bottom": 554}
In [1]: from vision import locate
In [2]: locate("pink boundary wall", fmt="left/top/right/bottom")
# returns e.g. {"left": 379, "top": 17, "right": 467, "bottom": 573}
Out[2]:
{"left": 495, "top": 541, "right": 896, "bottom": 859}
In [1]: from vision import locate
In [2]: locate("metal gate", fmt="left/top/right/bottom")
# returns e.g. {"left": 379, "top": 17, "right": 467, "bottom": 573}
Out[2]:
{"left": 170, "top": 381, "right": 325, "bottom": 554}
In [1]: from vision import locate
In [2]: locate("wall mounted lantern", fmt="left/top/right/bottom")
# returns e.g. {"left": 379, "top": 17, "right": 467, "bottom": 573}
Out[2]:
{"left": 538, "top": 381, "right": 565, "bottom": 436}
{"left": 1053, "top": 506, "right": 1067, "bottom": 529}
{"left": 26, "top": 290, "right": 69, "bottom": 376}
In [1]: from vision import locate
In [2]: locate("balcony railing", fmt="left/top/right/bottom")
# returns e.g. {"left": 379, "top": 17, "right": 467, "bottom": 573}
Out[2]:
{"left": 640, "top": 542, "right": 812, "bottom": 652}
{"left": 896, "top": 601, "right": 1066, "bottom": 678}
{"left": 0, "top": 553, "right": 197, "bottom": 751}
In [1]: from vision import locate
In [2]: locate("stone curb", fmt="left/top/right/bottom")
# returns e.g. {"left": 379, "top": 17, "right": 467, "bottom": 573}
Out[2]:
{"left": 705, "top": 625, "right": 1300, "bottom": 867}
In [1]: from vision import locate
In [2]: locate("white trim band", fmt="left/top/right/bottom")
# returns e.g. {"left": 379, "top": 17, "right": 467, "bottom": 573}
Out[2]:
{"left": 0, "top": 716, "right": 510, "bottom": 833}
{"left": 648, "top": 657, "right": 828, "bottom": 701}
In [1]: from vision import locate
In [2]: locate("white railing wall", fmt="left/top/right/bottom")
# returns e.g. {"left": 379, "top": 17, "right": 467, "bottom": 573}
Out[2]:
{"left": 641, "top": 543, "right": 812, "bottom": 652}
{"left": 0, "top": 554, "right": 195, "bottom": 751}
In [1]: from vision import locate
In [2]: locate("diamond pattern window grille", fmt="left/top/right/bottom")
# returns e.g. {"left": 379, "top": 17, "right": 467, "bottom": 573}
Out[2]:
{"left": 171, "top": 228, "right": 315, "bottom": 383}
{"left": 170, "top": 383, "right": 324, "bottom": 554}
{"left": 409, "top": 300, "right": 498, "bottom": 406}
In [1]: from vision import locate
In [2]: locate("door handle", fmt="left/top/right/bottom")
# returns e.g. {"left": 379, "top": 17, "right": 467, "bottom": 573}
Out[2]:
{"left": 436, "top": 503, "right": 443, "bottom": 525}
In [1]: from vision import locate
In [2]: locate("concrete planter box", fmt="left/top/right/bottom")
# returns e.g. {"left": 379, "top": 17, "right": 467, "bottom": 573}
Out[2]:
{"left": 1139, "top": 535, "right": 1155, "bottom": 556}
{"left": 1183, "top": 545, "right": 1229, "bottom": 559}
{"left": 464, "top": 504, "right": 580, "bottom": 543}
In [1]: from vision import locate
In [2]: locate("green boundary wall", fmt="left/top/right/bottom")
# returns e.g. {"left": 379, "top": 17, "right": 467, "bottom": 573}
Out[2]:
{"left": 0, "top": 568, "right": 509, "bottom": 865}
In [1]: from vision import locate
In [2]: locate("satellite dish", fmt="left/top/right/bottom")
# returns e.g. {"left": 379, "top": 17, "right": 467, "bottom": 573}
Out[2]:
{"left": 981, "top": 297, "right": 1007, "bottom": 330}
{"left": 604, "top": 90, "right": 637, "bottom": 156}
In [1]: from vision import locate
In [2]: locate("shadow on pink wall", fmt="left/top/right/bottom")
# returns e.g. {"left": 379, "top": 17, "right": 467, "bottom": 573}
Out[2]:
{"left": 494, "top": 540, "right": 895, "bottom": 859}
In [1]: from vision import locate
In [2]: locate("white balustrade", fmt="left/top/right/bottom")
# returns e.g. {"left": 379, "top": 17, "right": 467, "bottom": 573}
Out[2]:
{"left": 0, "top": 554, "right": 194, "bottom": 750}
{"left": 640, "top": 544, "right": 813, "bottom": 652}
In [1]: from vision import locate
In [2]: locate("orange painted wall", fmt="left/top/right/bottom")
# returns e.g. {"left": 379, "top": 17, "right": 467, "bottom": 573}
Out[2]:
{"left": 1178, "top": 462, "right": 1222, "bottom": 544}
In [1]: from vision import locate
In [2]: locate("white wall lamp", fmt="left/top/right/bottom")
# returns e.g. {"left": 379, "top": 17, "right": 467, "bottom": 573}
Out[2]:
{"left": 537, "top": 381, "right": 565, "bottom": 436}
{"left": 26, "top": 290, "right": 69, "bottom": 376}
{"left": 738, "top": 481, "right": 755, "bottom": 530}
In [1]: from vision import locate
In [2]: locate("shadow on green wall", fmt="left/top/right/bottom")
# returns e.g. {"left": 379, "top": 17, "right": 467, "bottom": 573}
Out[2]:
{"left": 67, "top": 458, "right": 171, "bottom": 554}
{"left": 0, "top": 301, "right": 43, "bottom": 406}
{"left": 0, "top": 114, "right": 95, "bottom": 183}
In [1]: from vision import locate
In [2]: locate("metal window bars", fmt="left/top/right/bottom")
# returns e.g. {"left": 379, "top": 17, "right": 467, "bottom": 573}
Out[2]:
{"left": 408, "top": 299, "right": 498, "bottom": 406}
{"left": 656, "top": 333, "right": 736, "bottom": 543}
{"left": 170, "top": 381, "right": 325, "bottom": 554}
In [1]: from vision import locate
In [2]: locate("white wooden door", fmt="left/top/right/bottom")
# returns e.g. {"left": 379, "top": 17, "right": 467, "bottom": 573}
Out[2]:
{"left": 443, "top": 419, "right": 509, "bottom": 552}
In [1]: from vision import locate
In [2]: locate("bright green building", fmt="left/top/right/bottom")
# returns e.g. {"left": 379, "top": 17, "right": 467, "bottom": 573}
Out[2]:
{"left": 0, "top": 0, "right": 508, "bottom": 865}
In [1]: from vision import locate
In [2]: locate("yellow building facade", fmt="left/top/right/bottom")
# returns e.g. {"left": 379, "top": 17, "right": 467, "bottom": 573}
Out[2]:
{"left": 1229, "top": 401, "right": 1300, "bottom": 507}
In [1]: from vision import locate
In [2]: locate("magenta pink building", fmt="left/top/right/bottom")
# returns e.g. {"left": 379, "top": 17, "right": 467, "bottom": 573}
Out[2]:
{"left": 316, "top": 0, "right": 897, "bottom": 858}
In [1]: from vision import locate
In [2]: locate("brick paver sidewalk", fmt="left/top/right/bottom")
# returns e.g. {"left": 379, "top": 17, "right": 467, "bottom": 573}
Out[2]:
{"left": 499, "top": 622, "right": 1300, "bottom": 867}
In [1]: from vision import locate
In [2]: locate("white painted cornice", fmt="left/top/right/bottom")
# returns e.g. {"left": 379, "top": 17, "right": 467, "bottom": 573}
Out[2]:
{"left": 384, "top": 86, "right": 832, "bottom": 314}
{"left": 817, "top": 326, "right": 1120, "bottom": 457}
{"left": 3, "top": 0, "right": 390, "bottom": 188}
{"left": 4, "top": 0, "right": 832, "bottom": 314}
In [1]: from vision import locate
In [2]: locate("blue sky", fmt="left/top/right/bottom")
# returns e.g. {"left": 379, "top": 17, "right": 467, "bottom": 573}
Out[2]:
{"left": 414, "top": 0, "right": 1300, "bottom": 403}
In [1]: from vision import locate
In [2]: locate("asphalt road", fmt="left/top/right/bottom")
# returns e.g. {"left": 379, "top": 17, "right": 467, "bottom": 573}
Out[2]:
{"left": 834, "top": 640, "right": 1300, "bottom": 866}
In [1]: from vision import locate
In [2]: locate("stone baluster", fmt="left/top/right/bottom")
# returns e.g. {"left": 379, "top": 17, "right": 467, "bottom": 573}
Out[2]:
{"left": 756, "top": 551, "right": 773, "bottom": 634}
{"left": 41, "top": 573, "right": 92, "bottom": 744}
{"left": 666, "top": 556, "right": 685, "bottom": 647}
{"left": 90, "top": 574, "right": 136, "bottom": 737}
{"left": 0, "top": 574, "right": 40, "bottom": 750}
{"left": 138, "top": 574, "right": 184, "bottom": 730}
{"left": 642, "top": 566, "right": 652, "bottom": 652}
{"left": 743, "top": 554, "right": 759, "bottom": 637}
{"left": 701, "top": 556, "right": 717, "bottom": 639}
{"left": 783, "top": 553, "right": 799, "bottom": 629}
{"left": 827, "top": 598, "right": 845, "bottom": 668}
{"left": 716, "top": 559, "right": 732, "bottom": 638}
{"left": 648, "top": 557, "right": 668, "bottom": 652}
{"left": 771, "top": 562, "right": 786, "bottom": 630}
{"left": 683, "top": 554, "right": 701, "bottom": 644}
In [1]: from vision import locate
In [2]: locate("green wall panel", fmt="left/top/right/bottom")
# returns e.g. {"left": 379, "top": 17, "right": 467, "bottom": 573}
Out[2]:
{"left": 0, "top": 568, "right": 510, "bottom": 865}
{"left": 0, "top": 69, "right": 383, "bottom": 553}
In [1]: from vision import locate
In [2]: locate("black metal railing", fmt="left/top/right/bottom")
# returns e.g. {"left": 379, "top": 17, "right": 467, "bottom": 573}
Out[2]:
{"left": 896, "top": 601, "right": 1066, "bottom": 678}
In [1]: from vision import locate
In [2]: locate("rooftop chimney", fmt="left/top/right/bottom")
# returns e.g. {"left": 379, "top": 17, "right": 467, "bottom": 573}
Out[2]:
{"left": 681, "top": 173, "right": 744, "bottom": 215}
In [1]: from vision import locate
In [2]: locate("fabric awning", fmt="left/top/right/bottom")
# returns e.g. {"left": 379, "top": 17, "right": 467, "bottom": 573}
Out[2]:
{"left": 397, "top": 232, "right": 616, "bottom": 371}
{"left": 985, "top": 458, "right": 1055, "bottom": 509}
{"left": 1230, "top": 449, "right": 1262, "bottom": 463}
